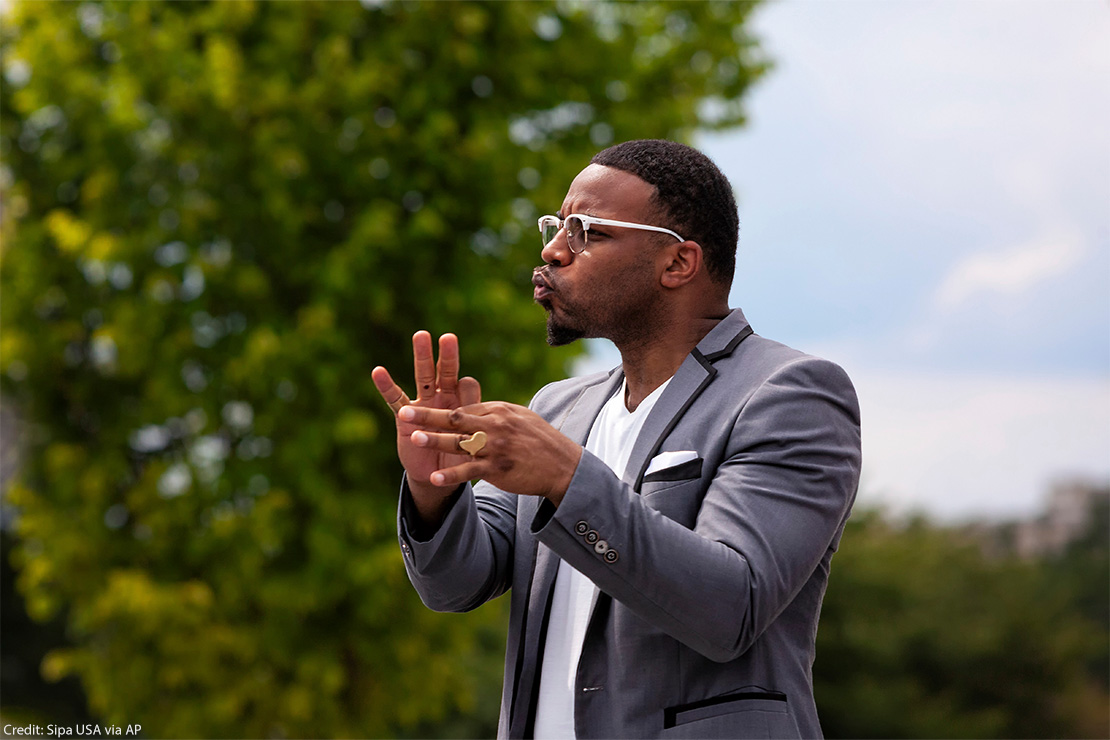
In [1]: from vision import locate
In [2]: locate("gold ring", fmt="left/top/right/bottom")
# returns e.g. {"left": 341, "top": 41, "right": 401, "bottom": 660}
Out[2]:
{"left": 458, "top": 431, "right": 487, "bottom": 456}
{"left": 388, "top": 392, "right": 412, "bottom": 415}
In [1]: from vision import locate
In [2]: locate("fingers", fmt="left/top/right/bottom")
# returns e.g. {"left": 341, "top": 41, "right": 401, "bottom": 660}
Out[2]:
{"left": 398, "top": 404, "right": 485, "bottom": 431}
{"left": 436, "top": 333, "right": 460, "bottom": 397}
{"left": 429, "top": 461, "right": 487, "bottom": 488}
{"left": 412, "top": 331, "right": 436, "bottom": 401}
{"left": 411, "top": 430, "right": 486, "bottom": 455}
{"left": 384, "top": 332, "right": 472, "bottom": 413}
{"left": 458, "top": 376, "right": 481, "bottom": 406}
{"left": 371, "top": 365, "right": 395, "bottom": 396}
{"left": 372, "top": 366, "right": 411, "bottom": 414}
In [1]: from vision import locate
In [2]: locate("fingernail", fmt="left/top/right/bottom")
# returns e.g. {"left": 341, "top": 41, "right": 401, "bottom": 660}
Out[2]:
{"left": 413, "top": 431, "right": 428, "bottom": 445}
{"left": 431, "top": 472, "right": 445, "bottom": 485}
{"left": 398, "top": 406, "right": 414, "bottom": 421}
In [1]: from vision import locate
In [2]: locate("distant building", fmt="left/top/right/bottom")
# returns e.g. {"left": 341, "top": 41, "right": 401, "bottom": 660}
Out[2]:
{"left": 1011, "top": 479, "right": 1110, "bottom": 558}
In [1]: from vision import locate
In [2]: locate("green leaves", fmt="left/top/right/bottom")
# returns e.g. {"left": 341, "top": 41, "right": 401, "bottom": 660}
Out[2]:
{"left": 1, "top": 1, "right": 766, "bottom": 736}
{"left": 815, "top": 512, "right": 1109, "bottom": 738}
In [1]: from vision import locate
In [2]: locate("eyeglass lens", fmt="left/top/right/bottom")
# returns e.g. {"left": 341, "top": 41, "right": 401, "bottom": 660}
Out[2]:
{"left": 542, "top": 217, "right": 588, "bottom": 252}
{"left": 542, "top": 220, "right": 560, "bottom": 247}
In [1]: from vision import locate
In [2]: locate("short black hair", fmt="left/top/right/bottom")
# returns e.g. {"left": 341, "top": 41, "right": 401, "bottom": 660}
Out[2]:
{"left": 591, "top": 139, "right": 738, "bottom": 286}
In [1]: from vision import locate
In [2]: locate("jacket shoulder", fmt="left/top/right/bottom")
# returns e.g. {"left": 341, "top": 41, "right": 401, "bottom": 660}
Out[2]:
{"left": 727, "top": 333, "right": 854, "bottom": 388}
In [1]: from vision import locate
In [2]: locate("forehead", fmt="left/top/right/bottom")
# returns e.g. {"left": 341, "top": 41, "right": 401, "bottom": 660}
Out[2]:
{"left": 560, "top": 164, "right": 657, "bottom": 218}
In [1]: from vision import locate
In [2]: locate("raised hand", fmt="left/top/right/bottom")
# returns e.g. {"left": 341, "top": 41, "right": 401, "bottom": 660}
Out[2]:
{"left": 397, "top": 401, "right": 583, "bottom": 506}
{"left": 372, "top": 332, "right": 481, "bottom": 515}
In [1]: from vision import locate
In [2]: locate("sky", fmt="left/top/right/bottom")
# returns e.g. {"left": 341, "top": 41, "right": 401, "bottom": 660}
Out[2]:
{"left": 1, "top": 0, "right": 1104, "bottom": 523}
{"left": 579, "top": 0, "right": 1110, "bottom": 522}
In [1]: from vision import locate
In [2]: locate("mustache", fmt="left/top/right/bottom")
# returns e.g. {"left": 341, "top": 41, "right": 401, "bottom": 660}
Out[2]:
{"left": 532, "top": 266, "right": 557, "bottom": 291}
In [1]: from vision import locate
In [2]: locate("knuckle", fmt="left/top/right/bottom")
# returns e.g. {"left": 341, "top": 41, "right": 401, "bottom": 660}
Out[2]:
{"left": 447, "top": 409, "right": 464, "bottom": 427}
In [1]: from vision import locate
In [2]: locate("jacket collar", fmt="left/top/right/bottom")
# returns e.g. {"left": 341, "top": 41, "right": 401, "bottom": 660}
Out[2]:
{"left": 692, "top": 307, "right": 754, "bottom": 361}
{"left": 550, "top": 308, "right": 754, "bottom": 488}
{"left": 622, "top": 308, "right": 753, "bottom": 489}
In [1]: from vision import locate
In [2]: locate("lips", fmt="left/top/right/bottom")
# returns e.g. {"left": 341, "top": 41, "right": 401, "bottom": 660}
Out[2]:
{"left": 532, "top": 270, "right": 555, "bottom": 304}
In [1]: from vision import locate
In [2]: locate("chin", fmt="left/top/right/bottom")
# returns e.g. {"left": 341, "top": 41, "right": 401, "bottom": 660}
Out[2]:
{"left": 545, "top": 315, "right": 586, "bottom": 347}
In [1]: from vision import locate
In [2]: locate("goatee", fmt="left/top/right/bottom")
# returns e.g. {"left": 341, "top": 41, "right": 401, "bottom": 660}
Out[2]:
{"left": 545, "top": 314, "right": 585, "bottom": 346}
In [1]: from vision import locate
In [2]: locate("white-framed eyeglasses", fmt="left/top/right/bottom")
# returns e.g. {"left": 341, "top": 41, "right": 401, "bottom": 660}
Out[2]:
{"left": 537, "top": 213, "right": 685, "bottom": 254}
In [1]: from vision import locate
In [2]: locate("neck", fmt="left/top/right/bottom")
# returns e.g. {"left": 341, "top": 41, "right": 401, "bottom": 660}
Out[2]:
{"left": 617, "top": 307, "right": 730, "bottom": 411}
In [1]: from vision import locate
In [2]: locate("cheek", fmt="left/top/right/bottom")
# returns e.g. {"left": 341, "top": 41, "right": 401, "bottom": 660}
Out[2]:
{"left": 562, "top": 252, "right": 655, "bottom": 307}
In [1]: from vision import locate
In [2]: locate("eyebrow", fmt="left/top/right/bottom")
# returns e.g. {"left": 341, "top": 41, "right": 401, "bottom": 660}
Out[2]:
{"left": 557, "top": 210, "right": 604, "bottom": 219}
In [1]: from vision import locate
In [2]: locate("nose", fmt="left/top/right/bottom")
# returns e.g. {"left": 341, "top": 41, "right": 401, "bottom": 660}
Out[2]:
{"left": 540, "top": 228, "right": 574, "bottom": 267}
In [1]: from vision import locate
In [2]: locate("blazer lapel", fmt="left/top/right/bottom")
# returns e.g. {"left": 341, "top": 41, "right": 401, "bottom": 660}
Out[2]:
{"left": 525, "top": 370, "right": 623, "bottom": 611}
{"left": 508, "top": 538, "right": 559, "bottom": 737}
{"left": 521, "top": 366, "right": 623, "bottom": 626}
{"left": 556, "top": 368, "right": 624, "bottom": 446}
{"left": 524, "top": 366, "right": 624, "bottom": 594}
{"left": 509, "top": 368, "right": 623, "bottom": 737}
{"left": 623, "top": 351, "right": 715, "bottom": 491}
{"left": 623, "top": 310, "right": 754, "bottom": 491}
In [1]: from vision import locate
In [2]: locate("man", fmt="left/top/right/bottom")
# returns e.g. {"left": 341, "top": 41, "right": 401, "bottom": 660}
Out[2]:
{"left": 372, "top": 139, "right": 861, "bottom": 739}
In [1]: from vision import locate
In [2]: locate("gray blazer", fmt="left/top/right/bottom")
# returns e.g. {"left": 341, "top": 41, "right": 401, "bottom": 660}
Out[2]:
{"left": 398, "top": 309, "right": 862, "bottom": 739}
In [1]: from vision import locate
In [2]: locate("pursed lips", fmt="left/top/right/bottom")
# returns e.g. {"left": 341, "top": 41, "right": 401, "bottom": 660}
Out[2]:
{"left": 532, "top": 269, "right": 556, "bottom": 304}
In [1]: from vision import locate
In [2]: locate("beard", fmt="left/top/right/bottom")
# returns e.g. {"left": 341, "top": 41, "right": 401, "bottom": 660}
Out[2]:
{"left": 545, "top": 313, "right": 585, "bottom": 346}
{"left": 535, "top": 263, "right": 659, "bottom": 348}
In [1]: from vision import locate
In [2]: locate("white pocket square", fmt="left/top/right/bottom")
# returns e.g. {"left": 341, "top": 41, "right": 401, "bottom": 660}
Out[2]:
{"left": 645, "top": 450, "right": 699, "bottom": 476}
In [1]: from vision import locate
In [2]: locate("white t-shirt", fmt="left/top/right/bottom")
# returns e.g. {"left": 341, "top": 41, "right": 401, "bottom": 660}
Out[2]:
{"left": 533, "top": 377, "right": 672, "bottom": 739}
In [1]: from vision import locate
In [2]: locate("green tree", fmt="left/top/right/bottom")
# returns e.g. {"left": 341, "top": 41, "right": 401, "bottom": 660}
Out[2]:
{"left": 0, "top": 1, "right": 766, "bottom": 736}
{"left": 816, "top": 511, "right": 1110, "bottom": 739}
{"left": 1041, "top": 491, "right": 1110, "bottom": 717}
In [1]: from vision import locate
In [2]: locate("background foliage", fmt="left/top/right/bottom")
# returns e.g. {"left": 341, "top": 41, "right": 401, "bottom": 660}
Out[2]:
{"left": 815, "top": 510, "right": 1109, "bottom": 739}
{"left": 0, "top": 1, "right": 767, "bottom": 737}
{"left": 4, "top": 2, "right": 1107, "bottom": 739}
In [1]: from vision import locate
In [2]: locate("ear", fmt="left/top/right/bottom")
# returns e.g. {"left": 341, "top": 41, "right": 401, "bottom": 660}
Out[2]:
{"left": 659, "top": 240, "right": 703, "bottom": 289}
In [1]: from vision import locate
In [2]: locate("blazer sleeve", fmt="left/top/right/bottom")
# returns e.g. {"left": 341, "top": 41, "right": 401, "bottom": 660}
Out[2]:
{"left": 531, "top": 356, "right": 862, "bottom": 662}
{"left": 398, "top": 478, "right": 517, "bottom": 613}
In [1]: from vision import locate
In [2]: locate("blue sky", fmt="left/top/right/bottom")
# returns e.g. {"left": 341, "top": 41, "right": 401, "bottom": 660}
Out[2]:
{"left": 581, "top": 0, "right": 1110, "bottom": 521}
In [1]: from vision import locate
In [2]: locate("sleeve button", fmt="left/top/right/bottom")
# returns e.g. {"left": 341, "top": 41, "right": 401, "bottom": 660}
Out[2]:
{"left": 575, "top": 521, "right": 590, "bottom": 535}
{"left": 603, "top": 550, "right": 619, "bottom": 564}
{"left": 594, "top": 540, "right": 609, "bottom": 554}
{"left": 585, "top": 530, "right": 600, "bottom": 544}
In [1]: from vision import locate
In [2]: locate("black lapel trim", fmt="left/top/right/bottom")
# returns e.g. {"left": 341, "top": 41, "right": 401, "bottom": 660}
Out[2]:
{"left": 507, "top": 533, "right": 540, "bottom": 734}
{"left": 632, "top": 326, "right": 754, "bottom": 492}
{"left": 632, "top": 349, "right": 717, "bottom": 492}
{"left": 521, "top": 575, "right": 559, "bottom": 738}
{"left": 703, "top": 324, "right": 754, "bottom": 362}
{"left": 509, "top": 373, "right": 619, "bottom": 736}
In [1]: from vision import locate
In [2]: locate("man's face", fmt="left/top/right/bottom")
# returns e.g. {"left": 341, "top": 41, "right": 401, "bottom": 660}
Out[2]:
{"left": 533, "top": 164, "right": 666, "bottom": 347}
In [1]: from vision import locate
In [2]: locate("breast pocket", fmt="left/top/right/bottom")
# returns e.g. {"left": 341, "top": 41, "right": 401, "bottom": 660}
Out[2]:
{"left": 642, "top": 455, "right": 702, "bottom": 484}
{"left": 641, "top": 473, "right": 704, "bottom": 527}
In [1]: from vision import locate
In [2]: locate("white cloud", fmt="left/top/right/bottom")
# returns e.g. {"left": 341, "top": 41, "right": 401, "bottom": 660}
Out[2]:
{"left": 577, "top": 337, "right": 1110, "bottom": 522}
{"left": 933, "top": 231, "right": 1086, "bottom": 311}
{"left": 586, "top": 1, "right": 1110, "bottom": 524}
{"left": 852, "top": 368, "right": 1110, "bottom": 522}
